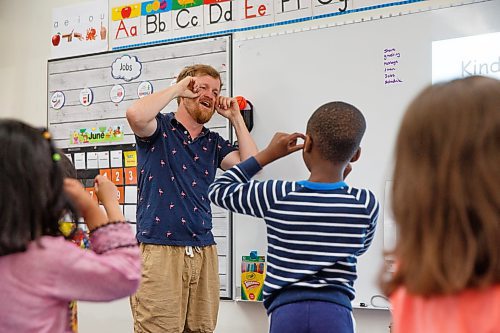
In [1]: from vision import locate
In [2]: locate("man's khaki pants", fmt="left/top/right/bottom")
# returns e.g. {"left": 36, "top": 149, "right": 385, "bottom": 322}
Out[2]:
{"left": 131, "top": 244, "right": 220, "bottom": 333}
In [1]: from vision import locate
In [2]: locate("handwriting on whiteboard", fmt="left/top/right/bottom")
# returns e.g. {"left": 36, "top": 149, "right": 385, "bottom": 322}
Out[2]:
{"left": 383, "top": 48, "right": 403, "bottom": 85}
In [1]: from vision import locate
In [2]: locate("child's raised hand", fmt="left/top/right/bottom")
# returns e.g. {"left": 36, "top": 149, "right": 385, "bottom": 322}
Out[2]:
{"left": 94, "top": 175, "right": 118, "bottom": 207}
{"left": 267, "top": 132, "right": 306, "bottom": 157}
{"left": 94, "top": 175, "right": 125, "bottom": 221}
{"left": 64, "top": 178, "right": 96, "bottom": 215}
{"left": 256, "top": 132, "right": 306, "bottom": 167}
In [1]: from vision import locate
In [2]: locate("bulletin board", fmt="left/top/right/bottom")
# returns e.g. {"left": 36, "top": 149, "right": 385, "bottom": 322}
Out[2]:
{"left": 47, "top": 35, "right": 234, "bottom": 298}
{"left": 231, "top": 0, "right": 500, "bottom": 308}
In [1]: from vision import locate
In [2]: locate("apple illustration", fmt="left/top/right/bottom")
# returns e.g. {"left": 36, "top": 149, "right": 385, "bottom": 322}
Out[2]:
{"left": 160, "top": 0, "right": 167, "bottom": 10}
{"left": 121, "top": 6, "right": 132, "bottom": 18}
{"left": 52, "top": 33, "right": 61, "bottom": 46}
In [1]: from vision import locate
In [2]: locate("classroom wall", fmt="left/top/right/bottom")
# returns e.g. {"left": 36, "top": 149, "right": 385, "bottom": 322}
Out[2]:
{"left": 0, "top": 0, "right": 81, "bottom": 125}
{"left": 0, "top": 0, "right": 459, "bottom": 332}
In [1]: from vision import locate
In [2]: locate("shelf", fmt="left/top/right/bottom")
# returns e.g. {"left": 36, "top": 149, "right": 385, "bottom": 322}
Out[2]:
{"left": 234, "top": 298, "right": 263, "bottom": 303}
{"left": 230, "top": 298, "right": 390, "bottom": 310}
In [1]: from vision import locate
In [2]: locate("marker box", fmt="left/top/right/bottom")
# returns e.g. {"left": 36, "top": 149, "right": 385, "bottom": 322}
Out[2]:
{"left": 241, "top": 252, "right": 265, "bottom": 301}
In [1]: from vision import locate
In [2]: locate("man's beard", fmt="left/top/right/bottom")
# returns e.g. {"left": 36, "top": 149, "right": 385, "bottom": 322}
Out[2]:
{"left": 186, "top": 100, "right": 215, "bottom": 124}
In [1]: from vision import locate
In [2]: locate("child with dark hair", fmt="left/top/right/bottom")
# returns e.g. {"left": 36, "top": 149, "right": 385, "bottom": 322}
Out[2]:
{"left": 209, "top": 101, "right": 379, "bottom": 333}
{"left": 382, "top": 76, "right": 500, "bottom": 333}
{"left": 0, "top": 120, "right": 141, "bottom": 333}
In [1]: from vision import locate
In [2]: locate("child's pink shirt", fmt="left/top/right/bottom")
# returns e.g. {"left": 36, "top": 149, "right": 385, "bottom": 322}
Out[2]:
{"left": 0, "top": 223, "right": 140, "bottom": 333}
{"left": 390, "top": 284, "right": 500, "bottom": 333}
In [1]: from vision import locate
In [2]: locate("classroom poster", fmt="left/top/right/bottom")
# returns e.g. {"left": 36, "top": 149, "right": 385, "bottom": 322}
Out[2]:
{"left": 70, "top": 126, "right": 124, "bottom": 145}
{"left": 51, "top": 1, "right": 109, "bottom": 59}
{"left": 62, "top": 144, "right": 139, "bottom": 224}
{"left": 109, "top": 0, "right": 415, "bottom": 49}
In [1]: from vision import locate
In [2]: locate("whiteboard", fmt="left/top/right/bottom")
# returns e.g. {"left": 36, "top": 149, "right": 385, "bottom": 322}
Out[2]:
{"left": 231, "top": 0, "right": 500, "bottom": 308}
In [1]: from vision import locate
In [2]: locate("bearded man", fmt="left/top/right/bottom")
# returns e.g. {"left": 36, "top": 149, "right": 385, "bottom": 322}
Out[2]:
{"left": 126, "top": 64, "right": 258, "bottom": 333}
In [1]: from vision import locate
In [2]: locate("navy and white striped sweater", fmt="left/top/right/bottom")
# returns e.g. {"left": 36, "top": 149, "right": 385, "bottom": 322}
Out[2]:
{"left": 208, "top": 157, "right": 379, "bottom": 313}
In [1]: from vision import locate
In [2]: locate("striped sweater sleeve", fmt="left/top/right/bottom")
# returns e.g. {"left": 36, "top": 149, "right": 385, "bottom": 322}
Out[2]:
{"left": 355, "top": 189, "right": 380, "bottom": 256}
{"left": 209, "top": 157, "right": 281, "bottom": 219}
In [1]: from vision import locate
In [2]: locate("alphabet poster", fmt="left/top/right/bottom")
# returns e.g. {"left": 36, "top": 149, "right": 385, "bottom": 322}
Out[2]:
{"left": 51, "top": 1, "right": 109, "bottom": 59}
{"left": 109, "top": 0, "right": 412, "bottom": 50}
{"left": 51, "top": 0, "right": 420, "bottom": 55}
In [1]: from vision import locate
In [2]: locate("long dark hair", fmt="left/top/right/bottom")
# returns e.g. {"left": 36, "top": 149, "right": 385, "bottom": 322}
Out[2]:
{"left": 382, "top": 76, "right": 500, "bottom": 296}
{"left": 0, "top": 120, "right": 79, "bottom": 256}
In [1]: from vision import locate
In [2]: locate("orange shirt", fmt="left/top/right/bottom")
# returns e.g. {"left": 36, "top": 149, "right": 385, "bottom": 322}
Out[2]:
{"left": 390, "top": 284, "right": 500, "bottom": 333}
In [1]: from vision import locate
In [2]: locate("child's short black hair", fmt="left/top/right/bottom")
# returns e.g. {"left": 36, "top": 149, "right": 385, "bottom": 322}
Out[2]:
{"left": 0, "top": 120, "right": 77, "bottom": 256}
{"left": 307, "top": 101, "right": 366, "bottom": 163}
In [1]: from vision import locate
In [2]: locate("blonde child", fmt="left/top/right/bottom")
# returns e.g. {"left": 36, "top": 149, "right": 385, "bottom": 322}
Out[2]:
{"left": 383, "top": 76, "right": 500, "bottom": 333}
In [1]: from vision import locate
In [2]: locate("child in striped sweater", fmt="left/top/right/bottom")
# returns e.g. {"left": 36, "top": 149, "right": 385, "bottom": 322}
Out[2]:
{"left": 209, "top": 101, "right": 379, "bottom": 333}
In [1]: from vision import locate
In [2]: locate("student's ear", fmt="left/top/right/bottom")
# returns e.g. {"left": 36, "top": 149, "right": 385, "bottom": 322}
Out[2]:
{"left": 350, "top": 147, "right": 361, "bottom": 162}
{"left": 304, "top": 134, "right": 313, "bottom": 153}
